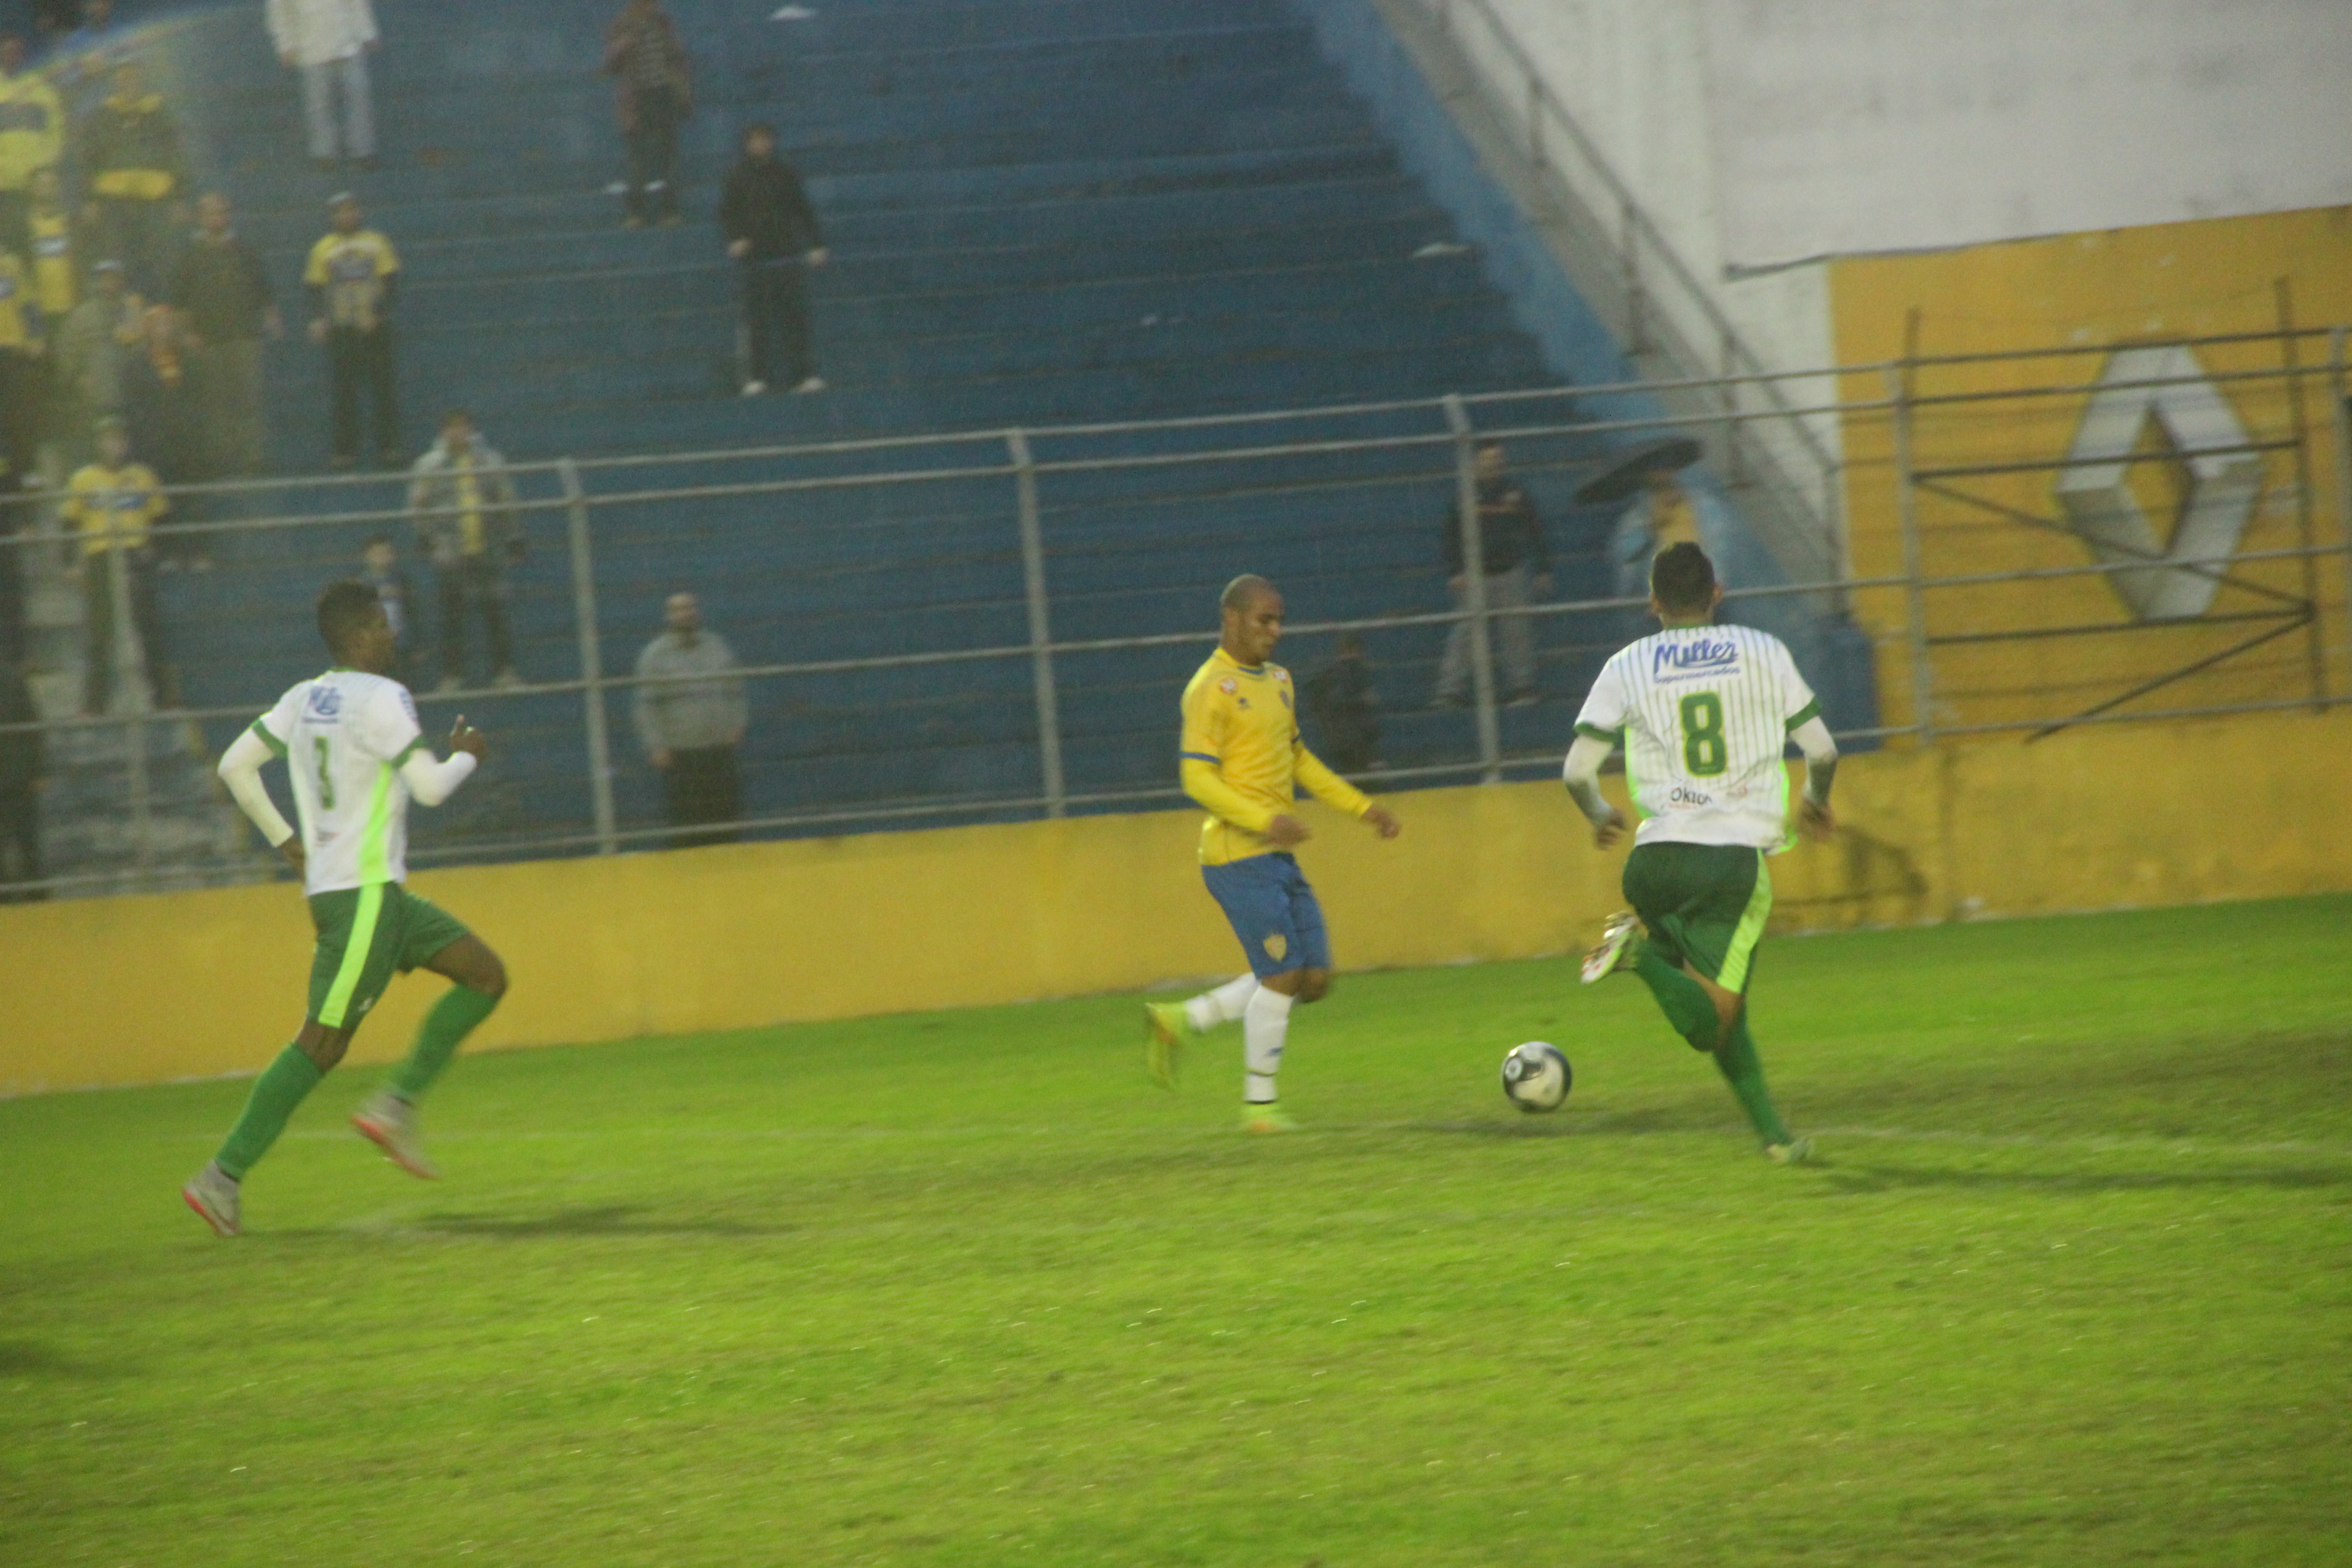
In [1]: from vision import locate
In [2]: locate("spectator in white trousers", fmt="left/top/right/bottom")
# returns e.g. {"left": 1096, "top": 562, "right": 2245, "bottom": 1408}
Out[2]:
{"left": 266, "top": 0, "right": 379, "bottom": 171}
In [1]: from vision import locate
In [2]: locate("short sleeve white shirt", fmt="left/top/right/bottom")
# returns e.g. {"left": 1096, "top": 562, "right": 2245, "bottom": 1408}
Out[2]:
{"left": 252, "top": 669, "right": 425, "bottom": 894}
{"left": 1573, "top": 624, "right": 1820, "bottom": 850}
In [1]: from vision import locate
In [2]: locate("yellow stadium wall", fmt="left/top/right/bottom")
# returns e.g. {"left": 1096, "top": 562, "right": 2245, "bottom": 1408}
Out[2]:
{"left": 6, "top": 704, "right": 2351, "bottom": 1096}
{"left": 1827, "top": 206, "right": 2352, "bottom": 733}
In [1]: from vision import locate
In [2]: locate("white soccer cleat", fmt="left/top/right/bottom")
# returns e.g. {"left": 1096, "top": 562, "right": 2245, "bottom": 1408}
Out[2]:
{"left": 353, "top": 1092, "right": 440, "bottom": 1180}
{"left": 739, "top": 379, "right": 768, "bottom": 397}
{"left": 1765, "top": 1136, "right": 1816, "bottom": 1166}
{"left": 182, "top": 1161, "right": 241, "bottom": 1237}
{"left": 1580, "top": 910, "right": 1642, "bottom": 984}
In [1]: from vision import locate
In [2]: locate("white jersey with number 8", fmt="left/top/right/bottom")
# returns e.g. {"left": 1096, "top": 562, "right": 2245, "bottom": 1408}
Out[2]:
{"left": 1573, "top": 624, "right": 1820, "bottom": 850}
{"left": 250, "top": 670, "right": 427, "bottom": 894}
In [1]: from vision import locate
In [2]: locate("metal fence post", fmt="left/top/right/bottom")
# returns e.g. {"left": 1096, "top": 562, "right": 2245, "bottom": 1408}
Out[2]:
{"left": 1007, "top": 430, "right": 1066, "bottom": 817}
{"left": 107, "top": 540, "right": 152, "bottom": 874}
{"left": 1885, "top": 362, "right": 1936, "bottom": 745}
{"left": 1442, "top": 394, "right": 1502, "bottom": 782}
{"left": 2329, "top": 327, "right": 2352, "bottom": 705}
{"left": 1620, "top": 197, "right": 1645, "bottom": 355}
{"left": 558, "top": 458, "right": 618, "bottom": 855}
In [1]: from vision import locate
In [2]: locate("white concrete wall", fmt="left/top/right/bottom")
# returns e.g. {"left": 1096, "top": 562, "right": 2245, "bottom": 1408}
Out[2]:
{"left": 1454, "top": 0, "right": 1840, "bottom": 375}
{"left": 1703, "top": 0, "right": 2352, "bottom": 271}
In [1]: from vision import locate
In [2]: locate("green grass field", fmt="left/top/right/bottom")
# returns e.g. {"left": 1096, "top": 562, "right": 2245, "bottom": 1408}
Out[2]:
{"left": 4, "top": 897, "right": 2349, "bottom": 1566}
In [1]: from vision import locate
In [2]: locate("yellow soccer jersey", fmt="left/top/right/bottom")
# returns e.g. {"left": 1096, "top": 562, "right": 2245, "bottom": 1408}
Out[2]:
{"left": 29, "top": 207, "right": 74, "bottom": 316}
{"left": 304, "top": 228, "right": 399, "bottom": 329}
{"left": 1179, "top": 646, "right": 1370, "bottom": 866}
{"left": 0, "top": 255, "right": 33, "bottom": 349}
{"left": 63, "top": 461, "right": 165, "bottom": 554}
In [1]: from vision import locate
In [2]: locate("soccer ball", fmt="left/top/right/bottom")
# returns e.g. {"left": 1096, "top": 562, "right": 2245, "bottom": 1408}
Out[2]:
{"left": 1500, "top": 1041, "right": 1571, "bottom": 1113}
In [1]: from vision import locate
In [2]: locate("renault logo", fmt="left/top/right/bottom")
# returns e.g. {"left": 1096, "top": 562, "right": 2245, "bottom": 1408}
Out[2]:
{"left": 2053, "top": 344, "right": 2262, "bottom": 621}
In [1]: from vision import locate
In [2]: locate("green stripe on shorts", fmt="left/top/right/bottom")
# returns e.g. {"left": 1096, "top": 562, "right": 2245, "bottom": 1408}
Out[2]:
{"left": 316, "top": 883, "right": 385, "bottom": 1028}
{"left": 1715, "top": 851, "right": 1774, "bottom": 995}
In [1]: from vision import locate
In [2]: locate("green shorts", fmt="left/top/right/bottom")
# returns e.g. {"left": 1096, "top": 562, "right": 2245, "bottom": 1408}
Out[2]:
{"left": 1622, "top": 841, "right": 1774, "bottom": 996}
{"left": 306, "top": 882, "right": 472, "bottom": 1030}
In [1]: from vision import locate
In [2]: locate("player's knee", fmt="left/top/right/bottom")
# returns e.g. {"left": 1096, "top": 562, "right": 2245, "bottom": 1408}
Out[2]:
{"left": 1298, "top": 970, "right": 1332, "bottom": 1003}
{"left": 472, "top": 951, "right": 508, "bottom": 999}
{"left": 299, "top": 1028, "right": 350, "bottom": 1073}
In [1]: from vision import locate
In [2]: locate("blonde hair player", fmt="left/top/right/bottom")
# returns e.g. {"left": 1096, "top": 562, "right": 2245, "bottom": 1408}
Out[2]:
{"left": 1144, "top": 575, "right": 1401, "bottom": 1131}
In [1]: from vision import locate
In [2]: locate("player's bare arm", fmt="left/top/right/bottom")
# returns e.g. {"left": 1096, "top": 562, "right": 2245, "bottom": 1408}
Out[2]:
{"left": 1561, "top": 732, "right": 1624, "bottom": 848}
{"left": 1791, "top": 715, "right": 1838, "bottom": 843}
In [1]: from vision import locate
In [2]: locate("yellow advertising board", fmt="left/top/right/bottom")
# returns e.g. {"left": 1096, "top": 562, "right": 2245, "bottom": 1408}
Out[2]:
{"left": 1829, "top": 206, "right": 2352, "bottom": 734}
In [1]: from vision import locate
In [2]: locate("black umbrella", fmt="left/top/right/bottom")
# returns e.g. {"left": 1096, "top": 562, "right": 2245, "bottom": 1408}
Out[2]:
{"left": 1571, "top": 436, "right": 1702, "bottom": 506}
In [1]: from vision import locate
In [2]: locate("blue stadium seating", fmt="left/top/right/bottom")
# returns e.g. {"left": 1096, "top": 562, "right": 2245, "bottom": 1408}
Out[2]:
{"left": 112, "top": 0, "right": 1655, "bottom": 870}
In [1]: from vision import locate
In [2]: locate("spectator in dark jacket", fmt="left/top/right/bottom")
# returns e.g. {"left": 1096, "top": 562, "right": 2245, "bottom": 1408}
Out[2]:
{"left": 1435, "top": 440, "right": 1552, "bottom": 707}
{"left": 0, "top": 657, "right": 42, "bottom": 900}
{"left": 1304, "top": 634, "right": 1382, "bottom": 774}
{"left": 718, "top": 123, "right": 826, "bottom": 397}
{"left": 168, "top": 193, "right": 280, "bottom": 476}
{"left": 80, "top": 62, "right": 188, "bottom": 296}
{"left": 604, "top": 0, "right": 693, "bottom": 229}
{"left": 359, "top": 532, "right": 416, "bottom": 679}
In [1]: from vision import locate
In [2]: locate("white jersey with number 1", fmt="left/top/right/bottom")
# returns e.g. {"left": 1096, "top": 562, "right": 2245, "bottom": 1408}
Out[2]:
{"left": 1572, "top": 623, "right": 1820, "bottom": 850}
{"left": 250, "top": 669, "right": 427, "bottom": 894}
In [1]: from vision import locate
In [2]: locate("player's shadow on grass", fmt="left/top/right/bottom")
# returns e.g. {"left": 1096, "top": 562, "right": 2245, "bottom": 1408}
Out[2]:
{"left": 404, "top": 1205, "right": 796, "bottom": 1239}
{"left": 0, "top": 1339, "right": 123, "bottom": 1379}
{"left": 1406, "top": 1108, "right": 1688, "bottom": 1139}
{"left": 1818, "top": 1164, "right": 2352, "bottom": 1196}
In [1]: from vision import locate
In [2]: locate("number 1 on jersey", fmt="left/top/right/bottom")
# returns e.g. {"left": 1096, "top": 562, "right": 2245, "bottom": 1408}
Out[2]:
{"left": 1678, "top": 691, "right": 1727, "bottom": 777}
{"left": 313, "top": 736, "right": 337, "bottom": 809}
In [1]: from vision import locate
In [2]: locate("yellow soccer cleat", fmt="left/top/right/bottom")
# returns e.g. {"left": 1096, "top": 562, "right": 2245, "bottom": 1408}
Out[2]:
{"left": 1765, "top": 1135, "right": 1816, "bottom": 1166}
{"left": 1144, "top": 1001, "right": 1192, "bottom": 1090}
{"left": 1240, "top": 1102, "right": 1298, "bottom": 1134}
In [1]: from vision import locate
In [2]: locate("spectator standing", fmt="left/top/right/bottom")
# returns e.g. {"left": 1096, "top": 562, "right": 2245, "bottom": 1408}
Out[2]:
{"left": 63, "top": 414, "right": 169, "bottom": 712}
{"left": 604, "top": 0, "right": 693, "bottom": 229}
{"left": 358, "top": 532, "right": 416, "bottom": 678}
{"left": 1607, "top": 457, "right": 1705, "bottom": 606}
{"left": 1303, "top": 633, "right": 1382, "bottom": 775}
{"left": 27, "top": 165, "right": 77, "bottom": 320}
{"left": 80, "top": 61, "right": 186, "bottom": 296}
{"left": 634, "top": 589, "right": 747, "bottom": 848}
{"left": 0, "top": 31, "right": 64, "bottom": 257}
{"left": 1434, "top": 440, "right": 1550, "bottom": 708}
{"left": 52, "top": 256, "right": 136, "bottom": 460}
{"left": 0, "top": 656, "right": 40, "bottom": 900}
{"left": 408, "top": 408, "right": 521, "bottom": 690}
{"left": 303, "top": 192, "right": 399, "bottom": 468}
{"left": 168, "top": 192, "right": 278, "bottom": 476}
{"left": 53, "top": 0, "right": 133, "bottom": 122}
{"left": 122, "top": 300, "right": 204, "bottom": 566}
{"left": 265, "top": 0, "right": 379, "bottom": 172}
{"left": 0, "top": 242, "right": 43, "bottom": 491}
{"left": 717, "top": 122, "right": 826, "bottom": 397}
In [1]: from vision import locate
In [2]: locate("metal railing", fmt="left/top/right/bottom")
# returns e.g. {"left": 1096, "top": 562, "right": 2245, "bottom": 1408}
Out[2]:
{"left": 0, "top": 333, "right": 2346, "bottom": 902}
{"left": 1406, "top": 0, "right": 1848, "bottom": 592}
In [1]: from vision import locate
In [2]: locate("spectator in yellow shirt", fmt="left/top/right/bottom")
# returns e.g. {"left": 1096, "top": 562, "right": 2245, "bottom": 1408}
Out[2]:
{"left": 61, "top": 415, "right": 171, "bottom": 712}
{"left": 0, "top": 32, "right": 64, "bottom": 257}
{"left": 0, "top": 245, "right": 42, "bottom": 491}
{"left": 303, "top": 192, "right": 400, "bottom": 468}
{"left": 80, "top": 61, "right": 187, "bottom": 296}
{"left": 25, "top": 166, "right": 77, "bottom": 320}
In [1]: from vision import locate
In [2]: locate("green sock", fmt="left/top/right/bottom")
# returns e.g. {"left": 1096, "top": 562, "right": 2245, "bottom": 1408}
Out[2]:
{"left": 386, "top": 985, "right": 500, "bottom": 1102}
{"left": 1633, "top": 944, "right": 1722, "bottom": 1054}
{"left": 215, "top": 1045, "right": 325, "bottom": 1181}
{"left": 1712, "top": 1013, "right": 1793, "bottom": 1146}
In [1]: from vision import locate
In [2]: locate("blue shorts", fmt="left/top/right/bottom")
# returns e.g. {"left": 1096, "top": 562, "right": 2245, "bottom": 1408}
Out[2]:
{"left": 1202, "top": 852, "right": 1332, "bottom": 979}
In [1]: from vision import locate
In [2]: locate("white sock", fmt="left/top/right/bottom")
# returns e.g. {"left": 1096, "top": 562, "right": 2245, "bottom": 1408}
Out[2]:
{"left": 1243, "top": 985, "right": 1293, "bottom": 1103}
{"left": 1186, "top": 973, "right": 1260, "bottom": 1033}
